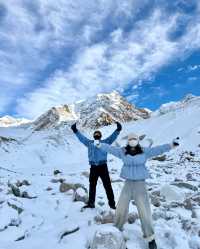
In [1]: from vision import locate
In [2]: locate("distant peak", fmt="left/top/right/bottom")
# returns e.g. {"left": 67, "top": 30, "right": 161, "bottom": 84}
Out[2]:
{"left": 183, "top": 93, "right": 196, "bottom": 102}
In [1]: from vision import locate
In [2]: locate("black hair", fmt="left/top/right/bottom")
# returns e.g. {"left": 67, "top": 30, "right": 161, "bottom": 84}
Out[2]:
{"left": 124, "top": 144, "right": 143, "bottom": 156}
{"left": 93, "top": 130, "right": 102, "bottom": 139}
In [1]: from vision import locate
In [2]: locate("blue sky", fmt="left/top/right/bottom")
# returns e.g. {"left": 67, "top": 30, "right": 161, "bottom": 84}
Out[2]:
{"left": 0, "top": 0, "right": 200, "bottom": 119}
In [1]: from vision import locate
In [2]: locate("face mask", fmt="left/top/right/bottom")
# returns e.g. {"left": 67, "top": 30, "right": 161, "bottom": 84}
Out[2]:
{"left": 94, "top": 140, "right": 100, "bottom": 146}
{"left": 128, "top": 140, "right": 139, "bottom": 147}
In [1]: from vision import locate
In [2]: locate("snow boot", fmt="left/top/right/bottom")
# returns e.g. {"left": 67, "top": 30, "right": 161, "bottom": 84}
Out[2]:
{"left": 82, "top": 203, "right": 95, "bottom": 209}
{"left": 109, "top": 205, "right": 116, "bottom": 210}
{"left": 148, "top": 239, "right": 157, "bottom": 249}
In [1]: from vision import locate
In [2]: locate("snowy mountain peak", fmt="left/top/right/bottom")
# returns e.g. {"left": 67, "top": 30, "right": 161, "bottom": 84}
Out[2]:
{"left": 154, "top": 94, "right": 200, "bottom": 116}
{"left": 0, "top": 115, "right": 31, "bottom": 128}
{"left": 33, "top": 91, "right": 150, "bottom": 130}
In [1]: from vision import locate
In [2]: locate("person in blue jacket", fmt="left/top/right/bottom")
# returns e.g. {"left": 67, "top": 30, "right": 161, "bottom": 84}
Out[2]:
{"left": 96, "top": 133, "right": 180, "bottom": 249}
{"left": 71, "top": 122, "right": 122, "bottom": 209}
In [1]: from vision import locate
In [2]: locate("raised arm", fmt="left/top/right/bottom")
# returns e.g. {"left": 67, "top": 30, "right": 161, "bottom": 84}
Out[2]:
{"left": 71, "top": 123, "right": 91, "bottom": 147}
{"left": 98, "top": 143, "right": 124, "bottom": 159}
{"left": 103, "top": 122, "right": 122, "bottom": 144}
{"left": 144, "top": 144, "right": 172, "bottom": 159}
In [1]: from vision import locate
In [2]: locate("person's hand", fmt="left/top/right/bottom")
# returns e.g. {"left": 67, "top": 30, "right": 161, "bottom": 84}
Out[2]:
{"left": 116, "top": 122, "right": 122, "bottom": 131}
{"left": 71, "top": 123, "right": 78, "bottom": 133}
{"left": 172, "top": 137, "right": 180, "bottom": 147}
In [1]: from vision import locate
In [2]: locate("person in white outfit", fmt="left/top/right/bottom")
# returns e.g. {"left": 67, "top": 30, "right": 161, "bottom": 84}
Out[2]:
{"left": 96, "top": 133, "right": 180, "bottom": 249}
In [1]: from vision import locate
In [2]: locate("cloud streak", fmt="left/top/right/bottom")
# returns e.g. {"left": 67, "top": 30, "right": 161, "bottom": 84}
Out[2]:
{"left": 0, "top": 0, "right": 200, "bottom": 119}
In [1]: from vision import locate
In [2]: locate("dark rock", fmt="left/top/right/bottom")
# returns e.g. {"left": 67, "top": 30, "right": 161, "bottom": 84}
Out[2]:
{"left": 152, "top": 155, "right": 167, "bottom": 161}
{"left": 10, "top": 185, "right": 21, "bottom": 197}
{"left": 59, "top": 226, "right": 80, "bottom": 241}
{"left": 7, "top": 201, "right": 23, "bottom": 214}
{"left": 54, "top": 170, "right": 62, "bottom": 175}
{"left": 150, "top": 195, "right": 161, "bottom": 207}
{"left": 98, "top": 201, "right": 105, "bottom": 207}
{"left": 128, "top": 212, "right": 138, "bottom": 224}
{"left": 16, "top": 180, "right": 31, "bottom": 187}
{"left": 183, "top": 199, "right": 193, "bottom": 210}
{"left": 46, "top": 187, "right": 53, "bottom": 191}
{"left": 186, "top": 173, "right": 194, "bottom": 181}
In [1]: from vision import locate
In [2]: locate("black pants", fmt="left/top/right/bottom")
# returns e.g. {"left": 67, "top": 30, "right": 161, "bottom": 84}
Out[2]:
{"left": 88, "top": 164, "right": 115, "bottom": 207}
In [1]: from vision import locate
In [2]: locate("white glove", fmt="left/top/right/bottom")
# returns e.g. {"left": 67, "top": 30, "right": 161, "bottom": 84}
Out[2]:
{"left": 172, "top": 137, "right": 180, "bottom": 147}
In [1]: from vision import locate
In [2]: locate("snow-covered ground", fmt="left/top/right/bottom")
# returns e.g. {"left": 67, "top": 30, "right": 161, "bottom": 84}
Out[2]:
{"left": 0, "top": 97, "right": 200, "bottom": 249}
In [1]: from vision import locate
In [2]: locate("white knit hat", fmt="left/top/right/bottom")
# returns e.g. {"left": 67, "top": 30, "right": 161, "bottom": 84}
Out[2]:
{"left": 127, "top": 133, "right": 139, "bottom": 141}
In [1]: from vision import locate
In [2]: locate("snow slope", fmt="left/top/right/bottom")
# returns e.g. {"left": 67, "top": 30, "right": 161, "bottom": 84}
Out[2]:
{"left": 0, "top": 96, "right": 200, "bottom": 249}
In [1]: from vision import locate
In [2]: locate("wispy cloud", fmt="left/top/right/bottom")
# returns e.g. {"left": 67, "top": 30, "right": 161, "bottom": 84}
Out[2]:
{"left": 187, "top": 64, "right": 200, "bottom": 71}
{"left": 1, "top": 0, "right": 200, "bottom": 118}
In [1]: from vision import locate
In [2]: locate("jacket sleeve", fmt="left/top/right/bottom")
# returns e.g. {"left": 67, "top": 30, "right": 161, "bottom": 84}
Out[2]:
{"left": 75, "top": 131, "right": 91, "bottom": 147}
{"left": 100, "top": 143, "right": 124, "bottom": 159}
{"left": 103, "top": 130, "right": 120, "bottom": 144}
{"left": 144, "top": 144, "right": 172, "bottom": 159}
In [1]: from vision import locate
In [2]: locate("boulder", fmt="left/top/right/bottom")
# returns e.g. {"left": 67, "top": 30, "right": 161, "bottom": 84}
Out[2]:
{"left": 150, "top": 195, "right": 161, "bottom": 207}
{"left": 90, "top": 226, "right": 126, "bottom": 249}
{"left": 171, "top": 182, "right": 198, "bottom": 191}
{"left": 73, "top": 187, "right": 88, "bottom": 203}
{"left": 94, "top": 211, "right": 115, "bottom": 224}
{"left": 59, "top": 182, "right": 87, "bottom": 193}
{"left": 127, "top": 212, "right": 138, "bottom": 224}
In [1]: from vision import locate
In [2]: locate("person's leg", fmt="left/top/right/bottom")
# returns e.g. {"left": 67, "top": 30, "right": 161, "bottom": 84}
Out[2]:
{"left": 132, "top": 181, "right": 155, "bottom": 242}
{"left": 99, "top": 164, "right": 115, "bottom": 208}
{"left": 115, "top": 180, "right": 132, "bottom": 230}
{"left": 88, "top": 166, "right": 99, "bottom": 206}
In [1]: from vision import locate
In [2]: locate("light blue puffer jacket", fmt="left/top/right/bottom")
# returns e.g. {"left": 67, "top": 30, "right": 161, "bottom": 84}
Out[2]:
{"left": 75, "top": 130, "right": 120, "bottom": 166}
{"left": 99, "top": 143, "right": 172, "bottom": 180}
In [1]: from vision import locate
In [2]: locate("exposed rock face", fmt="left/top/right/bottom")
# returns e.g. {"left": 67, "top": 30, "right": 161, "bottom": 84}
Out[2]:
{"left": 75, "top": 91, "right": 150, "bottom": 129}
{"left": 33, "top": 107, "right": 62, "bottom": 131}
{"left": 32, "top": 91, "right": 150, "bottom": 130}
{"left": 0, "top": 136, "right": 17, "bottom": 144}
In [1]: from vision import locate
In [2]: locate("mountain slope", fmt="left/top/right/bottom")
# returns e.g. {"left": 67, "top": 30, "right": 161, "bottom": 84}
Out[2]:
{"left": 0, "top": 94, "right": 200, "bottom": 249}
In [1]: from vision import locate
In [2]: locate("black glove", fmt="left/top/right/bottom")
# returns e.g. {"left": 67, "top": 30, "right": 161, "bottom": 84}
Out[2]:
{"left": 173, "top": 137, "right": 180, "bottom": 146}
{"left": 71, "top": 123, "right": 78, "bottom": 133}
{"left": 116, "top": 122, "right": 122, "bottom": 131}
